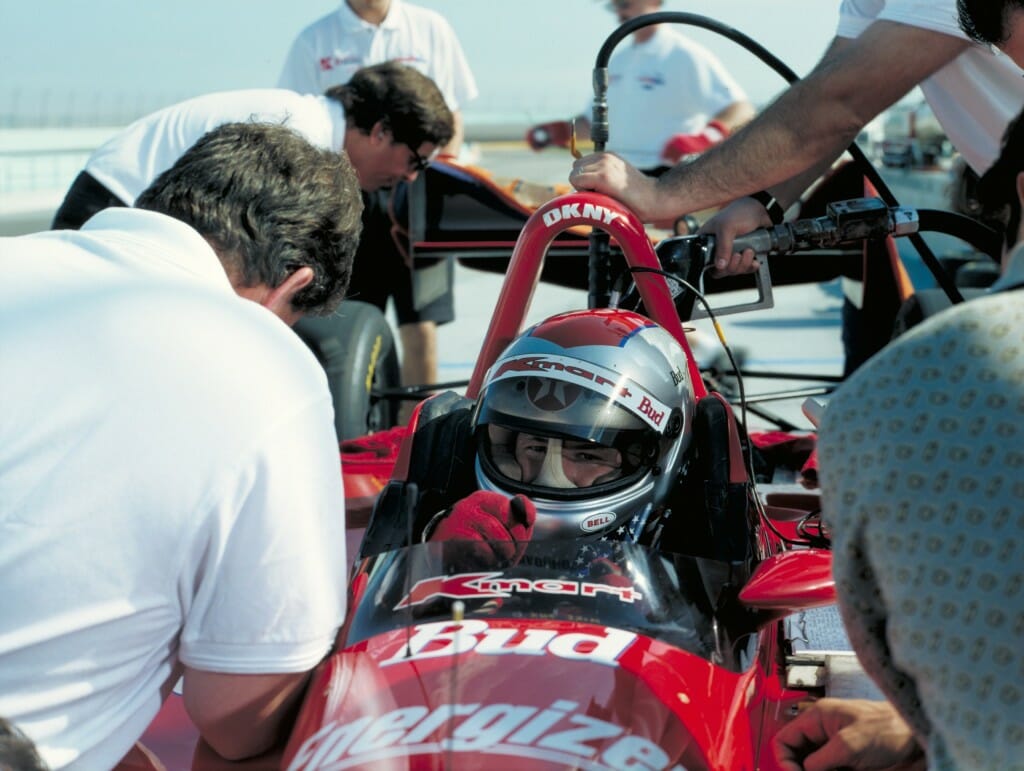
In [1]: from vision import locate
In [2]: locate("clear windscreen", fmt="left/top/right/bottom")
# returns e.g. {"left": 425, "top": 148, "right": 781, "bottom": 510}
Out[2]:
{"left": 342, "top": 539, "right": 749, "bottom": 666}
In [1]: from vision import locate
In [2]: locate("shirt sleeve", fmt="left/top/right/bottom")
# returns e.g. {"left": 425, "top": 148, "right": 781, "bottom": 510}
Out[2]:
{"left": 178, "top": 393, "right": 348, "bottom": 674}
{"left": 838, "top": 0, "right": 967, "bottom": 41}
{"left": 836, "top": 0, "right": 884, "bottom": 39}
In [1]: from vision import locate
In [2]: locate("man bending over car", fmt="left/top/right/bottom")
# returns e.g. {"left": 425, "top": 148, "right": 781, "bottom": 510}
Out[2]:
{"left": 51, "top": 62, "right": 455, "bottom": 433}
{"left": 0, "top": 122, "right": 362, "bottom": 768}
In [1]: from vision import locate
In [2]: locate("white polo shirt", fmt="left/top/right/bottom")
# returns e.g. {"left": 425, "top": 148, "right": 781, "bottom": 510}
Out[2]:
{"left": 0, "top": 209, "right": 348, "bottom": 770}
{"left": 593, "top": 25, "right": 748, "bottom": 169}
{"left": 838, "top": 0, "right": 1024, "bottom": 174}
{"left": 278, "top": 0, "right": 478, "bottom": 111}
{"left": 85, "top": 89, "right": 346, "bottom": 205}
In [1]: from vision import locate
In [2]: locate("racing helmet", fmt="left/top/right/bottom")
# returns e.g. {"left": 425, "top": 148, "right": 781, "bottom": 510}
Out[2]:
{"left": 473, "top": 309, "right": 696, "bottom": 540}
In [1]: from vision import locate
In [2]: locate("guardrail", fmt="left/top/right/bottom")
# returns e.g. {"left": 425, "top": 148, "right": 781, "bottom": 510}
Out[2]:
{"left": 0, "top": 146, "right": 92, "bottom": 195}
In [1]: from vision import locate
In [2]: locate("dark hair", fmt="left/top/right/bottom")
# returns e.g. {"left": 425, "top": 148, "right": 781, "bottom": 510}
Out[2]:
{"left": 327, "top": 62, "right": 454, "bottom": 150}
{"left": 0, "top": 717, "right": 49, "bottom": 771}
{"left": 975, "top": 108, "right": 1024, "bottom": 251}
{"left": 957, "top": 0, "right": 1024, "bottom": 44}
{"left": 136, "top": 122, "right": 363, "bottom": 315}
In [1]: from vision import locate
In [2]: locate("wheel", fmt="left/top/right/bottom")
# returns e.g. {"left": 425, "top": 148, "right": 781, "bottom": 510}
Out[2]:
{"left": 293, "top": 301, "right": 401, "bottom": 441}
{"left": 955, "top": 259, "right": 1001, "bottom": 289}
{"left": 891, "top": 288, "right": 988, "bottom": 340}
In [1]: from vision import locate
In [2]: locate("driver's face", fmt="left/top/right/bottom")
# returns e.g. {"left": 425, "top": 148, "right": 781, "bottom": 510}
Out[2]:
{"left": 514, "top": 433, "right": 623, "bottom": 488}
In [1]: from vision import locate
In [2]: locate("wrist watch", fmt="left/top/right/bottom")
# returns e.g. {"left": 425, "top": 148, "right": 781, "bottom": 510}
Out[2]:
{"left": 749, "top": 190, "right": 786, "bottom": 225}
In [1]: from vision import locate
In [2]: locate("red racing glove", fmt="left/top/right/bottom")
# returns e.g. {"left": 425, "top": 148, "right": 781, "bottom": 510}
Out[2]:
{"left": 526, "top": 120, "right": 572, "bottom": 151}
{"left": 429, "top": 490, "right": 537, "bottom": 569}
{"left": 661, "top": 120, "right": 730, "bottom": 163}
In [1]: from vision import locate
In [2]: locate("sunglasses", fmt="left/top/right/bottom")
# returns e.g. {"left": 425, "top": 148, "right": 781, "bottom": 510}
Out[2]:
{"left": 405, "top": 144, "right": 432, "bottom": 173}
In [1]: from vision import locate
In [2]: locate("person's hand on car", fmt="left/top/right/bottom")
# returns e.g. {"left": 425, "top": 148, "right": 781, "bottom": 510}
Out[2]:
{"left": 699, "top": 196, "right": 774, "bottom": 275}
{"left": 773, "top": 698, "right": 926, "bottom": 771}
{"left": 569, "top": 152, "right": 667, "bottom": 223}
{"left": 428, "top": 490, "right": 536, "bottom": 570}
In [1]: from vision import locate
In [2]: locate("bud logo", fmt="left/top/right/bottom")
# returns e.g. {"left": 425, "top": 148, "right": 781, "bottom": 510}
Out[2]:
{"left": 395, "top": 571, "right": 642, "bottom": 610}
{"left": 381, "top": 619, "right": 636, "bottom": 667}
{"left": 542, "top": 201, "right": 622, "bottom": 228}
{"left": 581, "top": 511, "right": 616, "bottom": 533}
{"left": 638, "top": 395, "right": 665, "bottom": 426}
{"left": 287, "top": 698, "right": 692, "bottom": 771}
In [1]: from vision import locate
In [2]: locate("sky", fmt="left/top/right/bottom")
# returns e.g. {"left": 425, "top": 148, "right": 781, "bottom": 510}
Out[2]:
{"left": 1, "top": 0, "right": 842, "bottom": 125}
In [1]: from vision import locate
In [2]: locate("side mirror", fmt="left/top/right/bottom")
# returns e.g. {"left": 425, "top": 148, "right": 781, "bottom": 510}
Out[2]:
{"left": 738, "top": 549, "right": 835, "bottom": 612}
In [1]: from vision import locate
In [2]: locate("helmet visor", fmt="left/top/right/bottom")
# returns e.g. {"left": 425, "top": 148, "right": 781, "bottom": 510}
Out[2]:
{"left": 475, "top": 372, "right": 664, "bottom": 500}
{"left": 488, "top": 427, "right": 625, "bottom": 489}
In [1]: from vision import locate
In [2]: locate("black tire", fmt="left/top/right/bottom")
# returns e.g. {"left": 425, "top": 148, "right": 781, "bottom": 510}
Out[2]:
{"left": 891, "top": 288, "right": 989, "bottom": 340}
{"left": 955, "top": 260, "right": 1001, "bottom": 289}
{"left": 293, "top": 301, "right": 401, "bottom": 441}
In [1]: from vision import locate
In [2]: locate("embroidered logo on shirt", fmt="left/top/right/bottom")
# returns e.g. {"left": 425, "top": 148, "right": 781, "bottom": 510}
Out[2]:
{"left": 636, "top": 74, "right": 666, "bottom": 90}
{"left": 318, "top": 54, "right": 362, "bottom": 72}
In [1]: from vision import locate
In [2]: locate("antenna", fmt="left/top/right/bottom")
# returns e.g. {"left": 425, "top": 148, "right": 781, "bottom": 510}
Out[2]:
{"left": 444, "top": 600, "right": 465, "bottom": 770}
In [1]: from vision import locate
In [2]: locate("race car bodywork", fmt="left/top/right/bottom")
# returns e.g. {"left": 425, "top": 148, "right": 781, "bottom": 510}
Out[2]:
{"left": 119, "top": 191, "right": 842, "bottom": 770}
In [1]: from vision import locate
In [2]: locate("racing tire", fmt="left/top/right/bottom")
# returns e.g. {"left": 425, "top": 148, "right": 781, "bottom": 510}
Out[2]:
{"left": 955, "top": 260, "right": 1000, "bottom": 289}
{"left": 890, "top": 288, "right": 988, "bottom": 340}
{"left": 293, "top": 301, "right": 401, "bottom": 441}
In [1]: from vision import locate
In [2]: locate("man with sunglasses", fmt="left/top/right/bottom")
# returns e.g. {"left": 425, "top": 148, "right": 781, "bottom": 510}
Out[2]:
{"left": 527, "top": 0, "right": 754, "bottom": 178}
{"left": 52, "top": 62, "right": 454, "bottom": 439}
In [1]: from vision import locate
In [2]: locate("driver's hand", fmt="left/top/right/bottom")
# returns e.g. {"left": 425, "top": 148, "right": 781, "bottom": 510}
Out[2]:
{"left": 429, "top": 491, "right": 536, "bottom": 569}
{"left": 699, "top": 197, "right": 772, "bottom": 276}
{"left": 569, "top": 152, "right": 662, "bottom": 223}
{"left": 773, "top": 698, "right": 926, "bottom": 771}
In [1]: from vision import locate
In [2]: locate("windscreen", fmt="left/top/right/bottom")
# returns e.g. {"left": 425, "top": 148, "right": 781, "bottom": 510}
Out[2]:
{"left": 342, "top": 539, "right": 741, "bottom": 665}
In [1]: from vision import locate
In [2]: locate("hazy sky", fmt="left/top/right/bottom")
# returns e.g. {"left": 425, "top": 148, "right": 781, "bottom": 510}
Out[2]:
{"left": 2, "top": 0, "right": 841, "bottom": 121}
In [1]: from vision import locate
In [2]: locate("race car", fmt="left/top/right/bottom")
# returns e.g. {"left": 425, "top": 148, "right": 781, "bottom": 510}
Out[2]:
{"left": 116, "top": 11, "right": 1001, "bottom": 770}
{"left": 119, "top": 185, "right": 931, "bottom": 770}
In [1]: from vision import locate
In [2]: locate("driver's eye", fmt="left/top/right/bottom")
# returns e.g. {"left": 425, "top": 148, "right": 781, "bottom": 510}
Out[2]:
{"left": 565, "top": 446, "right": 620, "bottom": 466}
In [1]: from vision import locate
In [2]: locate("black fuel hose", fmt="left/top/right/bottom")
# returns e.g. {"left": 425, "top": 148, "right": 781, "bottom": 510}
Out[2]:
{"left": 589, "top": 11, "right": 972, "bottom": 303}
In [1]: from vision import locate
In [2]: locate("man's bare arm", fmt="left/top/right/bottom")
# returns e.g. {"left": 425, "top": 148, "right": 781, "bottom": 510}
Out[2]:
{"left": 571, "top": 22, "right": 969, "bottom": 222}
{"left": 184, "top": 667, "right": 312, "bottom": 760}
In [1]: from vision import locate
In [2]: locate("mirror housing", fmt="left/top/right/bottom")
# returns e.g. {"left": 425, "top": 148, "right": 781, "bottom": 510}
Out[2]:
{"left": 739, "top": 548, "right": 835, "bottom": 612}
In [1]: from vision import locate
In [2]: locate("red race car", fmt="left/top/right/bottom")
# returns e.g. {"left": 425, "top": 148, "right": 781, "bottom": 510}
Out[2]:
{"left": 121, "top": 186, "right": 922, "bottom": 771}
{"left": 118, "top": 11, "right": 1000, "bottom": 769}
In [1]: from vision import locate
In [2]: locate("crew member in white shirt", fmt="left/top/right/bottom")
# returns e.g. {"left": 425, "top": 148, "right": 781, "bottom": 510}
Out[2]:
{"left": 526, "top": 0, "right": 754, "bottom": 176}
{"left": 279, "top": 0, "right": 477, "bottom": 157}
{"left": 279, "top": 1, "right": 478, "bottom": 401}
{"left": 0, "top": 122, "right": 363, "bottom": 769}
{"left": 51, "top": 62, "right": 454, "bottom": 438}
